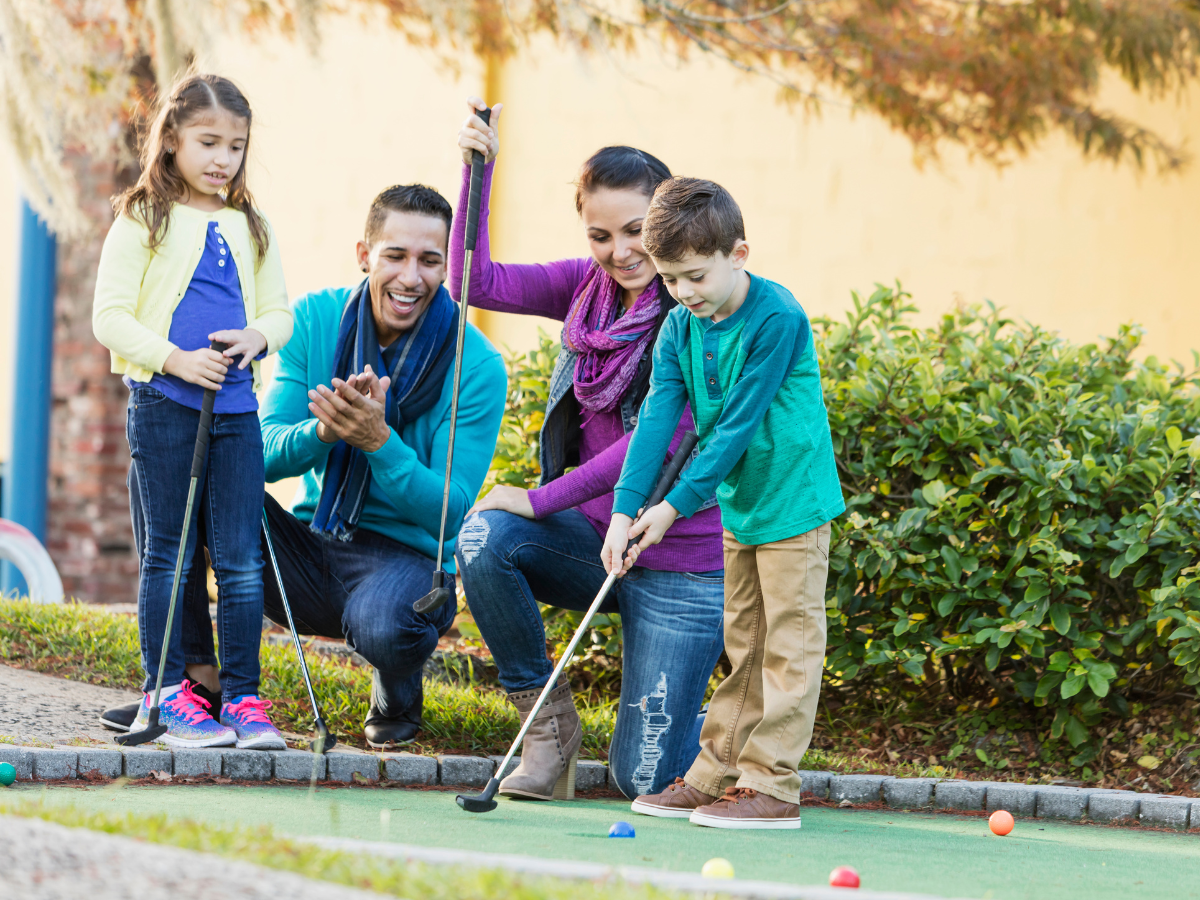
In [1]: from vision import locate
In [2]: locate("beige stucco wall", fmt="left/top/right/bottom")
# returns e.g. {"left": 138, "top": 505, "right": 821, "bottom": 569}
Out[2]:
{"left": 2, "top": 15, "right": 1198, "bottom": 479}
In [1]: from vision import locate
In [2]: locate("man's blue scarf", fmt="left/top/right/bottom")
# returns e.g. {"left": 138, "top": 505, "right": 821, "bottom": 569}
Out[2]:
{"left": 311, "top": 278, "right": 457, "bottom": 540}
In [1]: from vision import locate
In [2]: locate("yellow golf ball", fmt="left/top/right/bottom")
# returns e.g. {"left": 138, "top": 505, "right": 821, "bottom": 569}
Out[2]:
{"left": 702, "top": 857, "right": 735, "bottom": 879}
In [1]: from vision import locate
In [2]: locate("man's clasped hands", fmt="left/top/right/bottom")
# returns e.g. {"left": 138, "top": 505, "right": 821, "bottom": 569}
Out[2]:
{"left": 308, "top": 365, "right": 394, "bottom": 453}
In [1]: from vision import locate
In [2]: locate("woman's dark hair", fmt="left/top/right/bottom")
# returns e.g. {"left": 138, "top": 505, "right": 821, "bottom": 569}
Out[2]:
{"left": 114, "top": 72, "right": 269, "bottom": 263}
{"left": 574, "top": 146, "right": 671, "bottom": 214}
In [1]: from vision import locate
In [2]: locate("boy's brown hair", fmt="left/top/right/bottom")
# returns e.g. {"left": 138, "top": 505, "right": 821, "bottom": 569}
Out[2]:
{"left": 642, "top": 177, "right": 745, "bottom": 263}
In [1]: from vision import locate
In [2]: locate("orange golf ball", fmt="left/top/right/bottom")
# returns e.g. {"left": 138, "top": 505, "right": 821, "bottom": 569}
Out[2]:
{"left": 829, "top": 866, "right": 860, "bottom": 888}
{"left": 989, "top": 809, "right": 1015, "bottom": 836}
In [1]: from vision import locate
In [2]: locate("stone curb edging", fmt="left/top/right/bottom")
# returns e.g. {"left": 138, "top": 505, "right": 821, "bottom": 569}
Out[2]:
{"left": 0, "top": 744, "right": 612, "bottom": 792}
{"left": 2, "top": 743, "right": 1195, "bottom": 831}
{"left": 805, "top": 769, "right": 1198, "bottom": 831}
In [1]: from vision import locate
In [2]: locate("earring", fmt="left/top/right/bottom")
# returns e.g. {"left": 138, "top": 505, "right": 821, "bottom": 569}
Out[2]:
{"left": 166, "top": 147, "right": 175, "bottom": 154}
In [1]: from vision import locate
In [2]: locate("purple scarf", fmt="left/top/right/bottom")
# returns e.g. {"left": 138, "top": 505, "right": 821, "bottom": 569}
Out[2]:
{"left": 565, "top": 263, "right": 662, "bottom": 412}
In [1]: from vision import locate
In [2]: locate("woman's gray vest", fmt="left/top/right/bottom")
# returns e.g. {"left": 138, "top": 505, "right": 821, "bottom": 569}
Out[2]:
{"left": 537, "top": 323, "right": 718, "bottom": 513}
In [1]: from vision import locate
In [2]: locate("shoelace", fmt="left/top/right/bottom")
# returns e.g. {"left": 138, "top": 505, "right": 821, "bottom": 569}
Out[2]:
{"left": 718, "top": 787, "right": 758, "bottom": 805}
{"left": 161, "top": 680, "right": 214, "bottom": 726}
{"left": 224, "top": 695, "right": 274, "bottom": 724}
{"left": 667, "top": 777, "right": 688, "bottom": 793}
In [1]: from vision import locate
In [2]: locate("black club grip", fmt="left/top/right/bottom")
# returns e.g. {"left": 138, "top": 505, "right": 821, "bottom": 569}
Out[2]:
{"left": 464, "top": 106, "right": 491, "bottom": 252}
{"left": 627, "top": 431, "right": 699, "bottom": 553}
{"left": 190, "top": 340, "right": 228, "bottom": 479}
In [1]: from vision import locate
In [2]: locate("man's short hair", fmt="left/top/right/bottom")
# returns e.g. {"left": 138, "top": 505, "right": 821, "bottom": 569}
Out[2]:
{"left": 643, "top": 177, "right": 745, "bottom": 263}
{"left": 364, "top": 184, "right": 453, "bottom": 246}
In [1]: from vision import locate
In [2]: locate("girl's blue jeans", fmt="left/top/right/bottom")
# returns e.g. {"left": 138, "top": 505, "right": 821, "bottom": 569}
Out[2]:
{"left": 455, "top": 508, "right": 725, "bottom": 799}
{"left": 126, "top": 384, "right": 265, "bottom": 702}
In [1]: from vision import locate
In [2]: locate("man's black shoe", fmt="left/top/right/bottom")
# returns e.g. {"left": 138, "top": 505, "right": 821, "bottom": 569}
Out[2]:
{"left": 364, "top": 692, "right": 422, "bottom": 749}
{"left": 98, "top": 682, "right": 223, "bottom": 732}
{"left": 99, "top": 701, "right": 139, "bottom": 732}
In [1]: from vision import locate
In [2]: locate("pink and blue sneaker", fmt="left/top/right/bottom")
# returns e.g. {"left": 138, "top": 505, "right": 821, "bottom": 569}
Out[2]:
{"left": 220, "top": 695, "right": 287, "bottom": 750}
{"left": 129, "top": 680, "right": 236, "bottom": 748}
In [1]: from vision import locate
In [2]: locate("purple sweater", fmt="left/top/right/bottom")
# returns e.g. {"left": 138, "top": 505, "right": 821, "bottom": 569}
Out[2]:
{"left": 451, "top": 162, "right": 724, "bottom": 573}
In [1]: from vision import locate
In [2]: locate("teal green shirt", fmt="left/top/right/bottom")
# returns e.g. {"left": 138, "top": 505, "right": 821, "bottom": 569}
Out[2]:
{"left": 614, "top": 273, "right": 844, "bottom": 544}
{"left": 261, "top": 286, "right": 506, "bottom": 571}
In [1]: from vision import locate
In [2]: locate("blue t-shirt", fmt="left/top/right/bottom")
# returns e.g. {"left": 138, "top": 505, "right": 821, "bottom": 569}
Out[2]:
{"left": 148, "top": 221, "right": 257, "bottom": 413}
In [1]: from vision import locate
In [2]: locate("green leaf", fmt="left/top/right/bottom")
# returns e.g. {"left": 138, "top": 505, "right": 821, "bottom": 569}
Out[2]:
{"left": 941, "top": 546, "right": 962, "bottom": 582}
{"left": 1086, "top": 668, "right": 1110, "bottom": 698}
{"left": 1061, "top": 672, "right": 1086, "bottom": 698}
{"left": 921, "top": 480, "right": 947, "bottom": 505}
{"left": 1064, "top": 716, "right": 1089, "bottom": 748}
{"left": 1050, "top": 604, "right": 1072, "bottom": 636}
{"left": 1166, "top": 426, "right": 1183, "bottom": 453}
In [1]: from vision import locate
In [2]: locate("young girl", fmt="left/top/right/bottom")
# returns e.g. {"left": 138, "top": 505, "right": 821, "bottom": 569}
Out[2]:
{"left": 93, "top": 73, "right": 293, "bottom": 749}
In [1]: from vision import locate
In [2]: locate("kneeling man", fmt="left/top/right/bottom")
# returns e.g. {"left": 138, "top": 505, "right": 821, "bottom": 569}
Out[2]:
{"left": 260, "top": 184, "right": 505, "bottom": 747}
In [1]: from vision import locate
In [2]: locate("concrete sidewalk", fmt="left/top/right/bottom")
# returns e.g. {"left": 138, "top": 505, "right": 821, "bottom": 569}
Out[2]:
{"left": 0, "top": 664, "right": 137, "bottom": 745}
{"left": 0, "top": 815, "right": 387, "bottom": 900}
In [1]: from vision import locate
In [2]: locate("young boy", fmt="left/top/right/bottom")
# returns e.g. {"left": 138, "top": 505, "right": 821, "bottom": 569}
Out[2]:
{"left": 602, "top": 177, "right": 844, "bottom": 829}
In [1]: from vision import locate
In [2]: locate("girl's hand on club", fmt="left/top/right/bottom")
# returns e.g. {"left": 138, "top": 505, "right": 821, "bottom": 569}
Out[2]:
{"left": 209, "top": 328, "right": 267, "bottom": 370}
{"left": 163, "top": 347, "right": 229, "bottom": 391}
{"left": 467, "top": 485, "right": 535, "bottom": 519}
{"left": 458, "top": 97, "right": 503, "bottom": 165}
{"left": 601, "top": 513, "right": 636, "bottom": 577}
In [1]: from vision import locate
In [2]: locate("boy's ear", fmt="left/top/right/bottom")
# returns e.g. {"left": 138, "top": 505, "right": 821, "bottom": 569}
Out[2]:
{"left": 730, "top": 239, "right": 750, "bottom": 270}
{"left": 355, "top": 240, "right": 371, "bottom": 274}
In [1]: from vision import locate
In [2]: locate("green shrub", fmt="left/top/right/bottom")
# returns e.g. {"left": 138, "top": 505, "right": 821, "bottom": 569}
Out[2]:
{"left": 821, "top": 285, "right": 1200, "bottom": 761}
{"left": 481, "top": 291, "right": 1200, "bottom": 760}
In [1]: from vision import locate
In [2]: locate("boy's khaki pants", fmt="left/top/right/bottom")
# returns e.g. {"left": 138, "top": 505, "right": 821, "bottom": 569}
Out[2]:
{"left": 684, "top": 522, "right": 830, "bottom": 804}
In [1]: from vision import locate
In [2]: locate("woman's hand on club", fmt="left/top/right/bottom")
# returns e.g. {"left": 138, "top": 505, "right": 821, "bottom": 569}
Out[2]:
{"left": 209, "top": 328, "right": 268, "bottom": 370}
{"left": 458, "top": 97, "right": 503, "bottom": 166}
{"left": 467, "top": 484, "right": 535, "bottom": 519}
{"left": 162, "top": 347, "right": 228, "bottom": 391}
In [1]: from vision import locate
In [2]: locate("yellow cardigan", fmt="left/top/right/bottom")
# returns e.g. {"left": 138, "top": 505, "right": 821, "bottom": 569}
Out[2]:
{"left": 93, "top": 204, "right": 293, "bottom": 390}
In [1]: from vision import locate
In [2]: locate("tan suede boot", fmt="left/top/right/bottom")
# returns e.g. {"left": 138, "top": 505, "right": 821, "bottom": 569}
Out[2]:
{"left": 499, "top": 678, "right": 582, "bottom": 801}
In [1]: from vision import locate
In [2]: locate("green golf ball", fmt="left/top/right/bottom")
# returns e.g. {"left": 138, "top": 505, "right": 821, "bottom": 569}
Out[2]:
{"left": 0, "top": 762, "right": 16, "bottom": 786}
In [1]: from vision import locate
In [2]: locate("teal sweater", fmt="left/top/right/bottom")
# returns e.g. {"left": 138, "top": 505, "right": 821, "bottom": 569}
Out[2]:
{"left": 261, "top": 286, "right": 506, "bottom": 571}
{"left": 614, "top": 273, "right": 844, "bottom": 545}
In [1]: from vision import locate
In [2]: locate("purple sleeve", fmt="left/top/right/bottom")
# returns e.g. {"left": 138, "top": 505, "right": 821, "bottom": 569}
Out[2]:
{"left": 450, "top": 161, "right": 592, "bottom": 322}
{"left": 527, "top": 406, "right": 699, "bottom": 518}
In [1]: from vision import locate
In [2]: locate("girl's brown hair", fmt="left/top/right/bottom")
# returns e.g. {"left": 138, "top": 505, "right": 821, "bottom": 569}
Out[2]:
{"left": 113, "top": 73, "right": 268, "bottom": 263}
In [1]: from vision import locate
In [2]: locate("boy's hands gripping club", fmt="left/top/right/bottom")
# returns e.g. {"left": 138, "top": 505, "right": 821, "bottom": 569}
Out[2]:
{"left": 601, "top": 436, "right": 697, "bottom": 576}
{"left": 602, "top": 501, "right": 681, "bottom": 575}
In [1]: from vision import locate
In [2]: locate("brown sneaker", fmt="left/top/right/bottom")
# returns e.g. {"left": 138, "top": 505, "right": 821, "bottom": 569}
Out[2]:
{"left": 630, "top": 777, "right": 719, "bottom": 819}
{"left": 689, "top": 787, "right": 802, "bottom": 829}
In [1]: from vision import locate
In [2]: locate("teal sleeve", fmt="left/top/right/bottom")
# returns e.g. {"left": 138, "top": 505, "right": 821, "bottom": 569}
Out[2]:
{"left": 364, "top": 350, "right": 507, "bottom": 545}
{"left": 261, "top": 301, "right": 335, "bottom": 482}
{"left": 613, "top": 321, "right": 688, "bottom": 519}
{"left": 667, "top": 309, "right": 805, "bottom": 513}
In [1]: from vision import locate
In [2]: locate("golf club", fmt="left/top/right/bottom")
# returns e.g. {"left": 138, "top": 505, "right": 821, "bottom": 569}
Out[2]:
{"left": 261, "top": 510, "right": 337, "bottom": 752}
{"left": 414, "top": 105, "right": 491, "bottom": 617}
{"left": 117, "top": 340, "right": 228, "bottom": 747}
{"left": 456, "top": 431, "right": 701, "bottom": 812}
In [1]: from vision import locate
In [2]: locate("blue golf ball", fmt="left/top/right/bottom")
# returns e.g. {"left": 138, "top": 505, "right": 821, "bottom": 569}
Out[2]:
{"left": 608, "top": 820, "right": 635, "bottom": 838}
{"left": 0, "top": 762, "right": 15, "bottom": 786}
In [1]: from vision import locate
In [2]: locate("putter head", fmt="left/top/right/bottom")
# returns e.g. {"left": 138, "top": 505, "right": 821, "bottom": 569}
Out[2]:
{"left": 115, "top": 706, "right": 167, "bottom": 746}
{"left": 314, "top": 718, "right": 338, "bottom": 753}
{"left": 414, "top": 570, "right": 453, "bottom": 615}
{"left": 457, "top": 777, "right": 500, "bottom": 813}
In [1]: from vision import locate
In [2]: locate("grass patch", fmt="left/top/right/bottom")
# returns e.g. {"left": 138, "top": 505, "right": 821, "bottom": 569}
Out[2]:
{"left": 0, "top": 598, "right": 615, "bottom": 756}
{"left": 0, "top": 795, "right": 681, "bottom": 900}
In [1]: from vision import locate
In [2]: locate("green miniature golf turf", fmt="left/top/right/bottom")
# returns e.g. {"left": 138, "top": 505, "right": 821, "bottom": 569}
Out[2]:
{"left": 18, "top": 783, "right": 1200, "bottom": 899}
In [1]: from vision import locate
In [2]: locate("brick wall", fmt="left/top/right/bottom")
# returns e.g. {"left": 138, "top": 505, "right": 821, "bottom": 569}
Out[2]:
{"left": 46, "top": 151, "right": 138, "bottom": 604}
